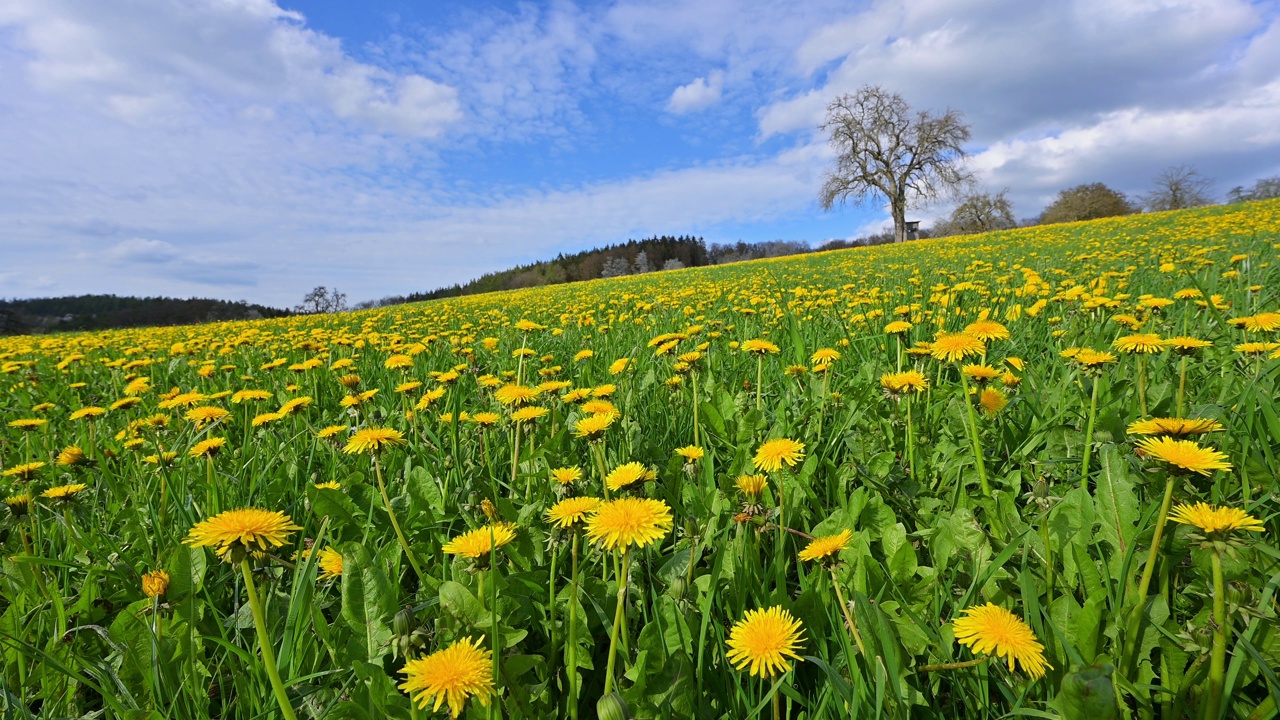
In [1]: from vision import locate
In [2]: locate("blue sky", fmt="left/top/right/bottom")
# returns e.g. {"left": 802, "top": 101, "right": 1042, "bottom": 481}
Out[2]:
{"left": 1, "top": 0, "right": 1278, "bottom": 307}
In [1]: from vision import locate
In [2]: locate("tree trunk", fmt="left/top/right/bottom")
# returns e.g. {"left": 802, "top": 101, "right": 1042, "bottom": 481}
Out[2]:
{"left": 892, "top": 195, "right": 907, "bottom": 243}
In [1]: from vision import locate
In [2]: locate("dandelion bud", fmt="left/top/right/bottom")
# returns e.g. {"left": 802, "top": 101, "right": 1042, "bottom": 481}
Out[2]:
{"left": 142, "top": 569, "right": 170, "bottom": 598}
{"left": 596, "top": 692, "right": 631, "bottom": 720}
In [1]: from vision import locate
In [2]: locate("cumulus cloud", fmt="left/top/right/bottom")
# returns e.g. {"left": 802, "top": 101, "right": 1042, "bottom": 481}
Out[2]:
{"left": 0, "top": 0, "right": 462, "bottom": 137}
{"left": 105, "top": 238, "right": 181, "bottom": 264}
{"left": 667, "top": 71, "right": 725, "bottom": 113}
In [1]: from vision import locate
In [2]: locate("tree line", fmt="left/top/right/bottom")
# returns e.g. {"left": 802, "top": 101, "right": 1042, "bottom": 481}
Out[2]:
{"left": 0, "top": 295, "right": 289, "bottom": 336}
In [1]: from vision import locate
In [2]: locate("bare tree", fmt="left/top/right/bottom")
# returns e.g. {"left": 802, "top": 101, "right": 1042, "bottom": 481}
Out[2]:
{"left": 1228, "top": 176, "right": 1280, "bottom": 204}
{"left": 1140, "top": 165, "right": 1214, "bottom": 212}
{"left": 820, "top": 86, "right": 972, "bottom": 243}
{"left": 941, "top": 189, "right": 1017, "bottom": 236}
{"left": 295, "top": 286, "right": 347, "bottom": 314}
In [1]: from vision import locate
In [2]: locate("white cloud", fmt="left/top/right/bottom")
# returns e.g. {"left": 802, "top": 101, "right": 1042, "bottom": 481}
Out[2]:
{"left": 105, "top": 238, "right": 181, "bottom": 264}
{"left": 667, "top": 71, "right": 725, "bottom": 114}
{"left": 0, "top": 0, "right": 462, "bottom": 137}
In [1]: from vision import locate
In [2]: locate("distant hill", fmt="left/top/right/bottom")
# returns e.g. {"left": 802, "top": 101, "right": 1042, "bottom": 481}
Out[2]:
{"left": 0, "top": 295, "right": 290, "bottom": 336}
{"left": 363, "top": 234, "right": 819, "bottom": 308}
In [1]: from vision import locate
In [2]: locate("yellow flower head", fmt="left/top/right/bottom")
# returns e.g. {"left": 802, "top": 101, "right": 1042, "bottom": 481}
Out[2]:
{"left": 930, "top": 333, "right": 985, "bottom": 362}
{"left": 8, "top": 418, "right": 47, "bottom": 431}
{"left": 469, "top": 412, "right": 502, "bottom": 426}
{"left": 964, "top": 320, "right": 1010, "bottom": 342}
{"left": 314, "top": 480, "right": 342, "bottom": 490}
{"left": 189, "top": 437, "right": 227, "bottom": 458}
{"left": 442, "top": 523, "right": 517, "bottom": 558}
{"left": 232, "top": 389, "right": 273, "bottom": 404}
{"left": 880, "top": 370, "right": 929, "bottom": 395}
{"left": 1126, "top": 417, "right": 1225, "bottom": 437}
{"left": 952, "top": 603, "right": 1050, "bottom": 679}
{"left": 278, "top": 396, "right": 313, "bottom": 416}
{"left": 573, "top": 413, "right": 615, "bottom": 440}
{"left": 5, "top": 493, "right": 32, "bottom": 516}
{"left": 609, "top": 358, "right": 631, "bottom": 375}
{"left": 675, "top": 445, "right": 705, "bottom": 462}
{"left": 736, "top": 473, "right": 768, "bottom": 498}
{"left": 342, "top": 427, "right": 407, "bottom": 455}
{"left": 883, "top": 320, "right": 912, "bottom": 335}
{"left": 1164, "top": 336, "right": 1212, "bottom": 354}
{"left": 494, "top": 384, "right": 539, "bottom": 406}
{"left": 545, "top": 497, "right": 603, "bottom": 528}
{"left": 142, "top": 569, "right": 170, "bottom": 598}
{"left": 550, "top": 466, "right": 583, "bottom": 485}
{"left": 185, "top": 406, "right": 231, "bottom": 428}
{"left": 1073, "top": 349, "right": 1117, "bottom": 367}
{"left": 42, "top": 483, "right": 88, "bottom": 501}
{"left": 1113, "top": 333, "right": 1165, "bottom": 354}
{"left": 56, "top": 445, "right": 88, "bottom": 467}
{"left": 962, "top": 364, "right": 1001, "bottom": 384}
{"left": 184, "top": 508, "right": 302, "bottom": 562}
{"left": 605, "top": 462, "right": 649, "bottom": 492}
{"left": 798, "top": 529, "right": 853, "bottom": 563}
{"left": 385, "top": 354, "right": 413, "bottom": 370}
{"left": 1136, "top": 436, "right": 1231, "bottom": 476}
{"left": 979, "top": 388, "right": 1008, "bottom": 417}
{"left": 585, "top": 497, "right": 673, "bottom": 551}
{"left": 69, "top": 406, "right": 106, "bottom": 421}
{"left": 316, "top": 425, "right": 348, "bottom": 440}
{"left": 725, "top": 606, "right": 805, "bottom": 678}
{"left": 741, "top": 338, "right": 780, "bottom": 355}
{"left": 511, "top": 406, "right": 549, "bottom": 423}
{"left": 811, "top": 348, "right": 842, "bottom": 365}
{"left": 753, "top": 438, "right": 805, "bottom": 473}
{"left": 399, "top": 636, "right": 495, "bottom": 718}
{"left": 317, "top": 547, "right": 344, "bottom": 580}
{"left": 1169, "top": 502, "right": 1265, "bottom": 537}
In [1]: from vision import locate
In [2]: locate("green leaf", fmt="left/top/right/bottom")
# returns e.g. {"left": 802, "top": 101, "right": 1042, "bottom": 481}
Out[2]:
{"left": 340, "top": 542, "right": 396, "bottom": 662}
{"left": 1050, "top": 664, "right": 1118, "bottom": 720}
{"left": 439, "top": 580, "right": 489, "bottom": 628}
{"left": 1094, "top": 447, "right": 1139, "bottom": 575}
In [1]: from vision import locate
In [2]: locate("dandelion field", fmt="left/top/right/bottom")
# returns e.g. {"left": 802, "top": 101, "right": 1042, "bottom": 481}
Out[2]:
{"left": 2, "top": 200, "right": 1280, "bottom": 719}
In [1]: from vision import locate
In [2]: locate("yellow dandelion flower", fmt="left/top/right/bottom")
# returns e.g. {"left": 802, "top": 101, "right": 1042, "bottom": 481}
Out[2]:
{"left": 736, "top": 474, "right": 768, "bottom": 498}
{"left": 316, "top": 425, "right": 348, "bottom": 439}
{"left": 551, "top": 466, "right": 583, "bottom": 485}
{"left": 1136, "top": 436, "right": 1231, "bottom": 476}
{"left": 605, "top": 462, "right": 649, "bottom": 491}
{"left": 69, "top": 406, "right": 106, "bottom": 421}
{"left": 189, "top": 437, "right": 227, "bottom": 458}
{"left": 725, "top": 606, "right": 805, "bottom": 678}
{"left": 1169, "top": 502, "right": 1266, "bottom": 537}
{"left": 183, "top": 508, "right": 302, "bottom": 562}
{"left": 798, "top": 529, "right": 853, "bottom": 563}
{"left": 5, "top": 493, "right": 31, "bottom": 516}
{"left": 1074, "top": 349, "right": 1117, "bottom": 367}
{"left": 979, "top": 388, "right": 1008, "bottom": 417}
{"left": 1165, "top": 336, "right": 1212, "bottom": 354}
{"left": 1113, "top": 333, "right": 1165, "bottom": 354}
{"left": 675, "top": 445, "right": 705, "bottom": 462}
{"left": 42, "top": 483, "right": 88, "bottom": 501}
{"left": 930, "top": 333, "right": 985, "bottom": 362}
{"left": 278, "top": 396, "right": 313, "bottom": 416}
{"left": 56, "top": 445, "right": 88, "bottom": 466}
{"left": 1126, "top": 417, "right": 1224, "bottom": 437}
{"left": 232, "top": 389, "right": 273, "bottom": 404}
{"left": 573, "top": 413, "right": 615, "bottom": 440}
{"left": 584, "top": 497, "right": 673, "bottom": 551}
{"left": 574, "top": 349, "right": 595, "bottom": 362}
{"left": 399, "top": 636, "right": 495, "bottom": 718}
{"left": 314, "top": 480, "right": 342, "bottom": 490}
{"left": 186, "top": 406, "right": 231, "bottom": 428}
{"left": 609, "top": 358, "right": 631, "bottom": 374}
{"left": 317, "top": 547, "right": 344, "bottom": 580}
{"left": 962, "top": 364, "right": 1000, "bottom": 384}
{"left": 510, "top": 406, "right": 549, "bottom": 423}
{"left": 964, "top": 320, "right": 1010, "bottom": 342}
{"left": 741, "top": 338, "right": 780, "bottom": 355}
{"left": 545, "top": 497, "right": 603, "bottom": 528}
{"left": 342, "top": 427, "right": 407, "bottom": 455}
{"left": 442, "top": 523, "right": 517, "bottom": 558}
{"left": 952, "top": 603, "right": 1050, "bottom": 679}
{"left": 494, "top": 384, "right": 538, "bottom": 406}
{"left": 470, "top": 412, "right": 501, "bottom": 426}
{"left": 8, "top": 418, "right": 47, "bottom": 431}
{"left": 884, "top": 320, "right": 912, "bottom": 335}
{"left": 753, "top": 438, "right": 805, "bottom": 473}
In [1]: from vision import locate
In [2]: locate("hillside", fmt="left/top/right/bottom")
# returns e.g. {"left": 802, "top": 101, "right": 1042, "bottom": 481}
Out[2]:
{"left": 0, "top": 294, "right": 289, "bottom": 336}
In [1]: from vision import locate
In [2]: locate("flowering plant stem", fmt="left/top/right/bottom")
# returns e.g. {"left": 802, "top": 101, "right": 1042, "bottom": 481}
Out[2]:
{"left": 916, "top": 656, "right": 989, "bottom": 673}
{"left": 958, "top": 372, "right": 990, "bottom": 497}
{"left": 1204, "top": 550, "right": 1227, "bottom": 720}
{"left": 567, "top": 532, "right": 581, "bottom": 720}
{"left": 1080, "top": 375, "right": 1101, "bottom": 492}
{"left": 239, "top": 559, "right": 297, "bottom": 720}
{"left": 1123, "top": 475, "right": 1176, "bottom": 675}
{"left": 602, "top": 548, "right": 632, "bottom": 696}
{"left": 373, "top": 454, "right": 426, "bottom": 582}
{"left": 755, "top": 355, "right": 764, "bottom": 412}
{"left": 828, "top": 567, "right": 867, "bottom": 657}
